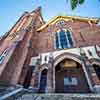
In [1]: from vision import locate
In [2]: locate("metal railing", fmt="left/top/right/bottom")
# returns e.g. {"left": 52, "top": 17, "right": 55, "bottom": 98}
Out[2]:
{"left": 0, "top": 84, "right": 39, "bottom": 100}
{"left": 0, "top": 87, "right": 23, "bottom": 100}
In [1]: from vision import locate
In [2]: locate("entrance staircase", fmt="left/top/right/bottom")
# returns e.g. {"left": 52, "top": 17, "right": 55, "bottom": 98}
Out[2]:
{"left": 0, "top": 81, "right": 100, "bottom": 100}
{"left": 1, "top": 88, "right": 100, "bottom": 100}
{"left": 1, "top": 93, "right": 100, "bottom": 100}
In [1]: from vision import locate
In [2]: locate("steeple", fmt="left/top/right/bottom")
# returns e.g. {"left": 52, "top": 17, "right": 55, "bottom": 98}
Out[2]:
{"left": 31, "top": 6, "right": 42, "bottom": 14}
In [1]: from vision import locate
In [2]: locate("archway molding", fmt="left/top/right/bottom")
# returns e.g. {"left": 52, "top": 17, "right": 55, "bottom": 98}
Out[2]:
{"left": 53, "top": 52, "right": 92, "bottom": 92}
{"left": 54, "top": 52, "right": 82, "bottom": 67}
{"left": 38, "top": 65, "right": 48, "bottom": 93}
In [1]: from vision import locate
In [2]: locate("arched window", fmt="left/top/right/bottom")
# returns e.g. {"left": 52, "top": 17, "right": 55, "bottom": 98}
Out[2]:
{"left": 60, "top": 30, "right": 68, "bottom": 49}
{"left": 55, "top": 29, "right": 74, "bottom": 49}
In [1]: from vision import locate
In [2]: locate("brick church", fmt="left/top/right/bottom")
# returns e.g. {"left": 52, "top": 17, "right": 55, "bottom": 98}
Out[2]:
{"left": 0, "top": 7, "right": 100, "bottom": 93}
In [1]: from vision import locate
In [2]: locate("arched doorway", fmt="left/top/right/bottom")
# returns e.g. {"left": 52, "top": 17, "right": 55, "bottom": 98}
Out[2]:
{"left": 55, "top": 58, "right": 90, "bottom": 93}
{"left": 39, "top": 69, "right": 48, "bottom": 93}
{"left": 93, "top": 64, "right": 100, "bottom": 80}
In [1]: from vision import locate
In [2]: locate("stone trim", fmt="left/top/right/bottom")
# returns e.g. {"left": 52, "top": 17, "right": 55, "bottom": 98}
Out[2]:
{"left": 53, "top": 52, "right": 93, "bottom": 93}
{"left": 54, "top": 52, "right": 82, "bottom": 66}
{"left": 89, "top": 58, "right": 100, "bottom": 66}
{"left": 38, "top": 66, "right": 48, "bottom": 92}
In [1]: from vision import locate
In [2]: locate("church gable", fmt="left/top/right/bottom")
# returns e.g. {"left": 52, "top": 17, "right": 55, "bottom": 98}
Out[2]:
{"left": 37, "top": 16, "right": 99, "bottom": 32}
{"left": 36, "top": 15, "right": 100, "bottom": 53}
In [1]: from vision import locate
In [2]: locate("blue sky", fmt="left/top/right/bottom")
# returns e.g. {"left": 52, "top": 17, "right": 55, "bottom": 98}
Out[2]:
{"left": 0, "top": 0, "right": 100, "bottom": 36}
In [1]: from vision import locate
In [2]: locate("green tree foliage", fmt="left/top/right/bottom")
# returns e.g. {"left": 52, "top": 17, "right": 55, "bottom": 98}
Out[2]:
{"left": 70, "top": 0, "right": 85, "bottom": 10}
{"left": 79, "top": 0, "right": 84, "bottom": 4}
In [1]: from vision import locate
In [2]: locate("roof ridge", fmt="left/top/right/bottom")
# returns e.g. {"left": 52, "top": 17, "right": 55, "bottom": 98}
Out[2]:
{"left": 37, "top": 15, "right": 99, "bottom": 31}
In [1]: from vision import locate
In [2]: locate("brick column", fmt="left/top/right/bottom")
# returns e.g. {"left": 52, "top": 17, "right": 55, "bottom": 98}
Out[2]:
{"left": 80, "top": 48, "right": 94, "bottom": 92}
{"left": 31, "top": 65, "right": 40, "bottom": 92}
{"left": 82, "top": 60, "right": 94, "bottom": 92}
{"left": 29, "top": 56, "right": 42, "bottom": 92}
{"left": 46, "top": 54, "right": 54, "bottom": 93}
{"left": 89, "top": 65, "right": 100, "bottom": 93}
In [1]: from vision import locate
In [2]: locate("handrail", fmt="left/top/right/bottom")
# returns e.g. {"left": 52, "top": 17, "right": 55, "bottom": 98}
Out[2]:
{"left": 0, "top": 87, "right": 24, "bottom": 100}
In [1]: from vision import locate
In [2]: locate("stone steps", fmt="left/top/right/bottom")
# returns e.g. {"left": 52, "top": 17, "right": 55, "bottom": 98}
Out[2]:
{"left": 16, "top": 94, "right": 100, "bottom": 100}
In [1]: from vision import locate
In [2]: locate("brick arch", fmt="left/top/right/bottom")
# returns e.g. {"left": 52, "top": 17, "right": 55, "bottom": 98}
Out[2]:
{"left": 54, "top": 52, "right": 82, "bottom": 67}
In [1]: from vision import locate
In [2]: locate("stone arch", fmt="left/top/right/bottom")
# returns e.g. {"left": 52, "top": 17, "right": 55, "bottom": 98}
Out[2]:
{"left": 53, "top": 52, "right": 90, "bottom": 93}
{"left": 39, "top": 64, "right": 48, "bottom": 72}
{"left": 38, "top": 66, "right": 48, "bottom": 93}
{"left": 54, "top": 52, "right": 82, "bottom": 67}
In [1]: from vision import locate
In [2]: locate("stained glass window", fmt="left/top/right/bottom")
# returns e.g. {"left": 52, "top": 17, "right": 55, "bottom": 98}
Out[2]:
{"left": 60, "top": 30, "right": 68, "bottom": 48}
{"left": 55, "top": 32, "right": 59, "bottom": 48}
{"left": 66, "top": 30, "right": 73, "bottom": 47}
{"left": 55, "top": 29, "right": 74, "bottom": 49}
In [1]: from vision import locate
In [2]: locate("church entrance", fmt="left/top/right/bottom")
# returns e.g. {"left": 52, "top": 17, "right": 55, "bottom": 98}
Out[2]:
{"left": 93, "top": 64, "right": 100, "bottom": 80}
{"left": 55, "top": 59, "right": 90, "bottom": 93}
{"left": 39, "top": 69, "right": 47, "bottom": 93}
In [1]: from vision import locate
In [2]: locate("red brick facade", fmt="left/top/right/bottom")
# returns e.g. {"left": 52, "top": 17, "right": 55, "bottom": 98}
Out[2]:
{"left": 0, "top": 7, "right": 100, "bottom": 93}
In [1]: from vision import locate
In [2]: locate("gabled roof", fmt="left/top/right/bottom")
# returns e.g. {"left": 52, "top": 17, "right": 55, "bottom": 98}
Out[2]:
{"left": 37, "top": 15, "right": 99, "bottom": 31}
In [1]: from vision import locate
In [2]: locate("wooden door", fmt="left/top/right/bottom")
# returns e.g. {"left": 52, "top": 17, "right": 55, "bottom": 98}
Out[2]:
{"left": 55, "top": 64, "right": 90, "bottom": 93}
